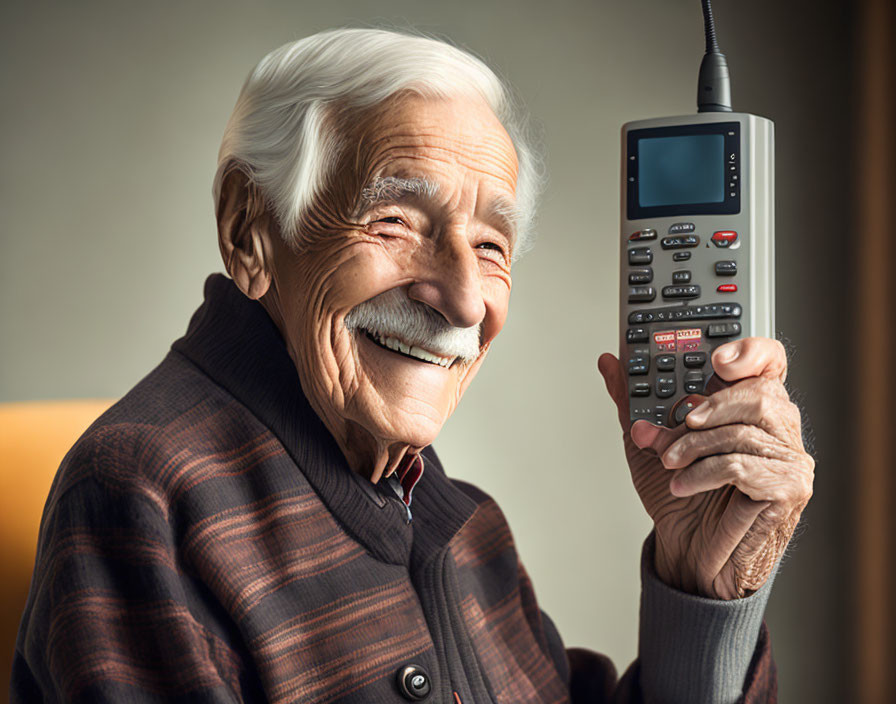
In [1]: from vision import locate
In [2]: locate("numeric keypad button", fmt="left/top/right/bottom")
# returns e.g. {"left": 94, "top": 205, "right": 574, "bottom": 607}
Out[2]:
{"left": 630, "top": 382, "right": 651, "bottom": 397}
{"left": 684, "top": 371, "right": 705, "bottom": 393}
{"left": 715, "top": 260, "right": 737, "bottom": 276}
{"left": 655, "top": 376, "right": 676, "bottom": 398}
{"left": 655, "top": 355, "right": 676, "bottom": 371}
{"left": 683, "top": 351, "right": 707, "bottom": 368}
{"left": 629, "top": 247, "right": 653, "bottom": 265}
{"left": 628, "top": 268, "right": 654, "bottom": 285}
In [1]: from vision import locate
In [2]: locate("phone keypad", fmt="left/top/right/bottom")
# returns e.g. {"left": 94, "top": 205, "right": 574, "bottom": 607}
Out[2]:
{"left": 625, "top": 224, "right": 744, "bottom": 421}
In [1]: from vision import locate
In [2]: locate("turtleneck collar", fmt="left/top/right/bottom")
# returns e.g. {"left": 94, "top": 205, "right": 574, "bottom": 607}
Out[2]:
{"left": 171, "top": 274, "right": 477, "bottom": 566}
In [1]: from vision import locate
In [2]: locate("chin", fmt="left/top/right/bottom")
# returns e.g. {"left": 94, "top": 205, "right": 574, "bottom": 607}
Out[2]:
{"left": 345, "top": 328, "right": 467, "bottom": 448}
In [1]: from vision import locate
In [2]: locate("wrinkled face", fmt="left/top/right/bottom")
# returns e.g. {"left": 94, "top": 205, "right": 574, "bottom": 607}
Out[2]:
{"left": 265, "top": 94, "right": 520, "bottom": 474}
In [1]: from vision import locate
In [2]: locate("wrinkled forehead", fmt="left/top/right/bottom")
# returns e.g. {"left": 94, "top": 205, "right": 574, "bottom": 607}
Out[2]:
{"left": 350, "top": 93, "right": 519, "bottom": 194}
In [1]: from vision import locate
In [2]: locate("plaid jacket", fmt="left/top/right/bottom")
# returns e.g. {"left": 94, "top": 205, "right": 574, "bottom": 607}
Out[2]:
{"left": 11, "top": 274, "right": 775, "bottom": 703}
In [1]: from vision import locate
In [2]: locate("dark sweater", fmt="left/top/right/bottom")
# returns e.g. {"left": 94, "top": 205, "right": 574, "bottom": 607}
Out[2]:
{"left": 11, "top": 274, "right": 775, "bottom": 703}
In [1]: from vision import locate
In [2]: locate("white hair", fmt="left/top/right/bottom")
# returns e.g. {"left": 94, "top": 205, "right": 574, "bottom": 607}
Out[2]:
{"left": 213, "top": 28, "right": 541, "bottom": 260}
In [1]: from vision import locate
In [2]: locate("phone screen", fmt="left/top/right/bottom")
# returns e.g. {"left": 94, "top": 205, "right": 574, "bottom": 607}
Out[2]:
{"left": 638, "top": 134, "right": 725, "bottom": 207}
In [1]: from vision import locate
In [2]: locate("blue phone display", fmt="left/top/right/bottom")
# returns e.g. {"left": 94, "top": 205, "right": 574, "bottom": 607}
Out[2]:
{"left": 638, "top": 134, "right": 725, "bottom": 207}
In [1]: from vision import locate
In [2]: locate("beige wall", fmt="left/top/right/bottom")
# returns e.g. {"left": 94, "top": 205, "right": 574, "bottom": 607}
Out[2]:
{"left": 0, "top": 1, "right": 852, "bottom": 700}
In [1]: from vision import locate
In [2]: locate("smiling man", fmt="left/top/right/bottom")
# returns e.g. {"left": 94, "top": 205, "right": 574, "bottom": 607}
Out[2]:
{"left": 12, "top": 29, "right": 813, "bottom": 704}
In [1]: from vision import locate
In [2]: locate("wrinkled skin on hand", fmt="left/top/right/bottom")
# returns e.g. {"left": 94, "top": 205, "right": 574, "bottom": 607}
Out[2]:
{"left": 598, "top": 338, "right": 815, "bottom": 599}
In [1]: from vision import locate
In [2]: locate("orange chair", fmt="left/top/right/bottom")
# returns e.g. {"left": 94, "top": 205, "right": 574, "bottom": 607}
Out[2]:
{"left": 0, "top": 399, "right": 114, "bottom": 697}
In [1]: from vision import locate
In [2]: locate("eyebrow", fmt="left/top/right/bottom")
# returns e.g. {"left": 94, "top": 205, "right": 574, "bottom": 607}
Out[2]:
{"left": 358, "top": 176, "right": 440, "bottom": 207}
{"left": 482, "top": 195, "right": 522, "bottom": 245}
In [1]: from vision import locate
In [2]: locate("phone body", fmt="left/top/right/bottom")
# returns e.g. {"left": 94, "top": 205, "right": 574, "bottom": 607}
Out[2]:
{"left": 619, "top": 112, "right": 774, "bottom": 427}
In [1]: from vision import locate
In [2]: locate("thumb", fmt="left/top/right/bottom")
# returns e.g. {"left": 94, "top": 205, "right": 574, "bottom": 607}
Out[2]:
{"left": 598, "top": 352, "right": 630, "bottom": 430}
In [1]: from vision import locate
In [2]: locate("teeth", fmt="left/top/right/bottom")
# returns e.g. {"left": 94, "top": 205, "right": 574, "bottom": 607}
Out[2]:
{"left": 368, "top": 330, "right": 456, "bottom": 368}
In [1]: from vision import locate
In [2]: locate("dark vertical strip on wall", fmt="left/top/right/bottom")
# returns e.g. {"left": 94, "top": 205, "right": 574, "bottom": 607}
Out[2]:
{"left": 854, "top": 0, "right": 895, "bottom": 700}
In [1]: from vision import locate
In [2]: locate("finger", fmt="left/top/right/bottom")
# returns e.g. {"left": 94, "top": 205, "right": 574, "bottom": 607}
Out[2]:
{"left": 598, "top": 353, "right": 630, "bottom": 430}
{"left": 669, "top": 453, "right": 806, "bottom": 502}
{"left": 685, "top": 377, "right": 801, "bottom": 445}
{"left": 661, "top": 423, "right": 793, "bottom": 470}
{"left": 711, "top": 337, "right": 788, "bottom": 385}
{"left": 702, "top": 493, "right": 771, "bottom": 598}
{"left": 631, "top": 419, "right": 690, "bottom": 456}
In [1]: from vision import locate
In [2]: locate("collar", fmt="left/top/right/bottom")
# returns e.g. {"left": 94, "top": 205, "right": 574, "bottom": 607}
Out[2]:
{"left": 171, "top": 274, "right": 477, "bottom": 566}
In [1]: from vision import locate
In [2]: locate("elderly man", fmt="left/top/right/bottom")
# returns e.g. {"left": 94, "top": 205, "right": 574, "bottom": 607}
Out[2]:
{"left": 12, "top": 28, "right": 813, "bottom": 703}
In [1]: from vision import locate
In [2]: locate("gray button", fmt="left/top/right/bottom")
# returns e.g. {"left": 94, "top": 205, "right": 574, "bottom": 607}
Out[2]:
{"left": 628, "top": 356, "right": 650, "bottom": 375}
{"left": 628, "top": 247, "right": 653, "bottom": 265}
{"left": 656, "top": 355, "right": 676, "bottom": 371}
{"left": 662, "top": 285, "right": 701, "bottom": 299}
{"left": 397, "top": 664, "right": 432, "bottom": 701}
{"left": 661, "top": 235, "right": 700, "bottom": 249}
{"left": 683, "top": 352, "right": 707, "bottom": 368}
{"left": 672, "top": 270, "right": 692, "bottom": 284}
{"left": 707, "top": 322, "right": 742, "bottom": 338}
{"left": 656, "top": 376, "right": 676, "bottom": 399}
{"left": 715, "top": 260, "right": 737, "bottom": 276}
{"left": 684, "top": 371, "right": 705, "bottom": 393}
{"left": 631, "top": 381, "right": 651, "bottom": 397}
{"left": 628, "top": 267, "right": 654, "bottom": 285}
{"left": 668, "top": 222, "right": 695, "bottom": 234}
{"left": 626, "top": 327, "right": 649, "bottom": 343}
{"left": 628, "top": 286, "right": 656, "bottom": 303}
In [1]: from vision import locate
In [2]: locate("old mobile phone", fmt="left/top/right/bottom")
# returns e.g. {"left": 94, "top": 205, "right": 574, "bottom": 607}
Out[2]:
{"left": 619, "top": 1, "right": 774, "bottom": 427}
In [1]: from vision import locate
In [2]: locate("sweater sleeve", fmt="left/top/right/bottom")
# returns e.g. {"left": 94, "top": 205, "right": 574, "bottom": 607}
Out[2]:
{"left": 559, "top": 533, "right": 777, "bottom": 703}
{"left": 10, "top": 433, "right": 255, "bottom": 704}
{"left": 636, "top": 532, "right": 777, "bottom": 703}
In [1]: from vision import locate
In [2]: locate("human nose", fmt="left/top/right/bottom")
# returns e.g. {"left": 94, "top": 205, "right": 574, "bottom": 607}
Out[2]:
{"left": 406, "top": 229, "right": 486, "bottom": 329}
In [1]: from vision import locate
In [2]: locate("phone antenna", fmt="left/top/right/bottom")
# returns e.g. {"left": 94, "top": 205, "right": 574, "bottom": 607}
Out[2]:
{"left": 697, "top": 0, "right": 732, "bottom": 112}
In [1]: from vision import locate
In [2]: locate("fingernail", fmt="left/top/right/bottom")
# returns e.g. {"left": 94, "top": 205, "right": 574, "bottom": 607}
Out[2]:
{"left": 631, "top": 420, "right": 661, "bottom": 449}
{"left": 717, "top": 346, "right": 739, "bottom": 363}
{"left": 669, "top": 473, "right": 686, "bottom": 497}
{"left": 687, "top": 403, "right": 710, "bottom": 425}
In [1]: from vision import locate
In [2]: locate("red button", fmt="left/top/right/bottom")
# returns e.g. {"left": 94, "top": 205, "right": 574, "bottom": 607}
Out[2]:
{"left": 711, "top": 230, "right": 738, "bottom": 246}
{"left": 717, "top": 284, "right": 738, "bottom": 293}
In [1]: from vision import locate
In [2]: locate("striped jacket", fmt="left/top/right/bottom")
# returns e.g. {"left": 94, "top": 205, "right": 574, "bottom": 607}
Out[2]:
{"left": 11, "top": 275, "right": 775, "bottom": 703}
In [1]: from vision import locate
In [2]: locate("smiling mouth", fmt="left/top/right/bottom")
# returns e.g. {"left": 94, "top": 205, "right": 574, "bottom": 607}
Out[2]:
{"left": 361, "top": 329, "right": 457, "bottom": 368}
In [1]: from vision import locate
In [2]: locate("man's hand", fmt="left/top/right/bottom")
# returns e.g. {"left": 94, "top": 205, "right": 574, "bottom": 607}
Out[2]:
{"left": 598, "top": 338, "right": 814, "bottom": 599}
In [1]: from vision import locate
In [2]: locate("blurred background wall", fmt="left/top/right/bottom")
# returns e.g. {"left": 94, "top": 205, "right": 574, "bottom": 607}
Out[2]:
{"left": 0, "top": 0, "right": 869, "bottom": 701}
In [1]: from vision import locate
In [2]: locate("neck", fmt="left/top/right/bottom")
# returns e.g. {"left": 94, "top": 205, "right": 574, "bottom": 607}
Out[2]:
{"left": 342, "top": 421, "right": 419, "bottom": 484}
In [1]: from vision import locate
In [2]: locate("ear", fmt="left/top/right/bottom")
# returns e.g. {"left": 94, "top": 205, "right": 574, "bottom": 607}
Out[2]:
{"left": 216, "top": 167, "right": 274, "bottom": 300}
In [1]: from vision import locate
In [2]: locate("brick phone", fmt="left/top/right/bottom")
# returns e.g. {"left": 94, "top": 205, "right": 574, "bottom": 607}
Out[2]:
{"left": 619, "top": 0, "right": 774, "bottom": 427}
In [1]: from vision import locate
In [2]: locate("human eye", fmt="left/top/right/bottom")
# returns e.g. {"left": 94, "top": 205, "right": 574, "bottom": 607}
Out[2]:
{"left": 363, "top": 212, "right": 411, "bottom": 237}
{"left": 476, "top": 240, "right": 509, "bottom": 265}
{"left": 372, "top": 216, "right": 407, "bottom": 226}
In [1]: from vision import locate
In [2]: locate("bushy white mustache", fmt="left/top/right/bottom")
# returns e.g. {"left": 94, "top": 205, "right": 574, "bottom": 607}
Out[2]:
{"left": 344, "top": 288, "right": 482, "bottom": 364}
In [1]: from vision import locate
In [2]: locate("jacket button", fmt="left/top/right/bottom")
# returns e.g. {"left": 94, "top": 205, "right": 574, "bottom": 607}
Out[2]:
{"left": 396, "top": 664, "right": 431, "bottom": 700}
